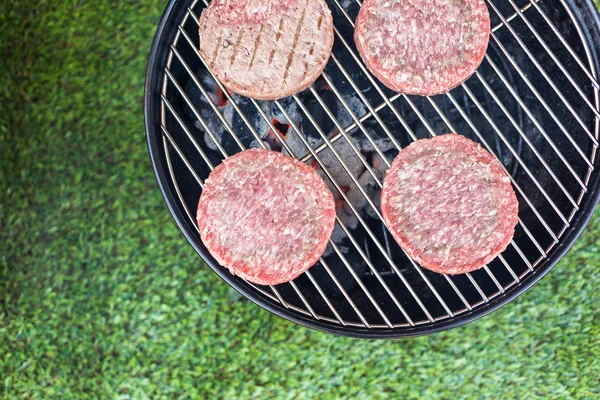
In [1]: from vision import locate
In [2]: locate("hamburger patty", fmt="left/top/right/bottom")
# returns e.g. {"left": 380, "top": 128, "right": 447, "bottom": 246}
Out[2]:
{"left": 197, "top": 148, "right": 336, "bottom": 285}
{"left": 354, "top": 0, "right": 490, "bottom": 96}
{"left": 380, "top": 134, "right": 518, "bottom": 274}
{"left": 199, "top": 0, "right": 334, "bottom": 100}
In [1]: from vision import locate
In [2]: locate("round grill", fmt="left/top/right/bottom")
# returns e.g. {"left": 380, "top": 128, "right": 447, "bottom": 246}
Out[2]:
{"left": 145, "top": 0, "right": 600, "bottom": 337}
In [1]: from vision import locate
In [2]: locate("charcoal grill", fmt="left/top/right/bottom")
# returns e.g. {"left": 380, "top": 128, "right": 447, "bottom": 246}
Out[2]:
{"left": 144, "top": 0, "right": 600, "bottom": 338}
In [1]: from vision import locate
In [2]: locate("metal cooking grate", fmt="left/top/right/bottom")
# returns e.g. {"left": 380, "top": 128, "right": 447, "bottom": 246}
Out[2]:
{"left": 153, "top": 0, "right": 600, "bottom": 332}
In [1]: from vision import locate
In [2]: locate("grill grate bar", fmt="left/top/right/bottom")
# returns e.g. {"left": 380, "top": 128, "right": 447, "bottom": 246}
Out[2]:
{"left": 380, "top": 223, "right": 393, "bottom": 258}
{"left": 305, "top": 270, "right": 347, "bottom": 325}
{"left": 167, "top": 64, "right": 270, "bottom": 158}
{"left": 530, "top": 0, "right": 599, "bottom": 88}
{"left": 491, "top": 0, "right": 538, "bottom": 32}
{"left": 327, "top": 229, "right": 394, "bottom": 327}
{"left": 163, "top": 135, "right": 199, "bottom": 225}
{"left": 291, "top": 92, "right": 441, "bottom": 322}
{"left": 473, "top": 71, "right": 580, "bottom": 207}
{"left": 307, "top": 87, "right": 382, "bottom": 186}
{"left": 247, "top": 280, "right": 369, "bottom": 326}
{"left": 318, "top": 257, "right": 372, "bottom": 328}
{"left": 466, "top": 273, "right": 489, "bottom": 303}
{"left": 460, "top": 82, "right": 571, "bottom": 224}
{"left": 445, "top": 276, "right": 472, "bottom": 311}
{"left": 499, "top": 254, "right": 521, "bottom": 282}
{"left": 504, "top": 0, "right": 600, "bottom": 118}
{"left": 443, "top": 92, "right": 561, "bottom": 242}
{"left": 412, "top": 123, "right": 529, "bottom": 282}
{"left": 311, "top": 33, "right": 489, "bottom": 316}
{"left": 326, "top": 52, "right": 415, "bottom": 145}
{"left": 162, "top": 97, "right": 214, "bottom": 170}
{"left": 400, "top": 95, "right": 439, "bottom": 136}
{"left": 169, "top": 48, "right": 251, "bottom": 151}
{"left": 486, "top": 35, "right": 594, "bottom": 169}
{"left": 424, "top": 94, "right": 548, "bottom": 261}
{"left": 484, "top": 54, "right": 591, "bottom": 177}
{"left": 335, "top": 216, "right": 412, "bottom": 325}
{"left": 161, "top": 126, "right": 203, "bottom": 189}
{"left": 485, "top": 0, "right": 600, "bottom": 145}
{"left": 328, "top": 10, "right": 421, "bottom": 143}
{"left": 269, "top": 286, "right": 289, "bottom": 309}
{"left": 176, "top": 25, "right": 272, "bottom": 146}
{"left": 272, "top": 99, "right": 412, "bottom": 326}
{"left": 299, "top": 94, "right": 403, "bottom": 163}
{"left": 289, "top": 281, "right": 319, "bottom": 319}
{"left": 164, "top": 69, "right": 230, "bottom": 157}
{"left": 511, "top": 238, "right": 536, "bottom": 272}
{"left": 313, "top": 71, "right": 460, "bottom": 319}
{"left": 484, "top": 266, "right": 505, "bottom": 294}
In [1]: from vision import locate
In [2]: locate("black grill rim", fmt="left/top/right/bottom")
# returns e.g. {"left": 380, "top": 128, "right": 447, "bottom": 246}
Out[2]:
{"left": 144, "top": 0, "right": 600, "bottom": 338}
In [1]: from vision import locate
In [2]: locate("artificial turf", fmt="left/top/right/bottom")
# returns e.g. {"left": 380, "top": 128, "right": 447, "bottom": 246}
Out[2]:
{"left": 2, "top": 0, "right": 600, "bottom": 398}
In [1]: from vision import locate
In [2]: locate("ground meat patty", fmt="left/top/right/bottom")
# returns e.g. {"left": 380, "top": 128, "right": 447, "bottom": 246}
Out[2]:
{"left": 198, "top": 0, "right": 334, "bottom": 100}
{"left": 380, "top": 135, "right": 518, "bottom": 275}
{"left": 197, "top": 148, "right": 336, "bottom": 285}
{"left": 354, "top": 0, "right": 490, "bottom": 96}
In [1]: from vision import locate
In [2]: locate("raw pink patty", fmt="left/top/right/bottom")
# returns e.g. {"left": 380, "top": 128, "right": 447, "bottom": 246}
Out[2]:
{"left": 197, "top": 148, "right": 336, "bottom": 285}
{"left": 354, "top": 0, "right": 490, "bottom": 96}
{"left": 381, "top": 135, "right": 518, "bottom": 275}
{"left": 199, "top": 0, "right": 334, "bottom": 100}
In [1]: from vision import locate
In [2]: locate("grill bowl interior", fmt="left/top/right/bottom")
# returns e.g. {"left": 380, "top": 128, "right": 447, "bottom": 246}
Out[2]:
{"left": 145, "top": 0, "right": 600, "bottom": 338}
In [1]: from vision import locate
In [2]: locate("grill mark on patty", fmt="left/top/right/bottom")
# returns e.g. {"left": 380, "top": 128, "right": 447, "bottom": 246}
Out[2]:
{"left": 269, "top": 49, "right": 276, "bottom": 65}
{"left": 248, "top": 24, "right": 264, "bottom": 70}
{"left": 210, "top": 37, "right": 222, "bottom": 69}
{"left": 317, "top": 16, "right": 323, "bottom": 29}
{"left": 229, "top": 30, "right": 244, "bottom": 67}
{"left": 283, "top": 0, "right": 309, "bottom": 83}
{"left": 275, "top": 17, "right": 284, "bottom": 42}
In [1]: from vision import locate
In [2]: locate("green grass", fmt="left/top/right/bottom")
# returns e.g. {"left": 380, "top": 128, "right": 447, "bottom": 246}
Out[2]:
{"left": 2, "top": 0, "right": 600, "bottom": 398}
